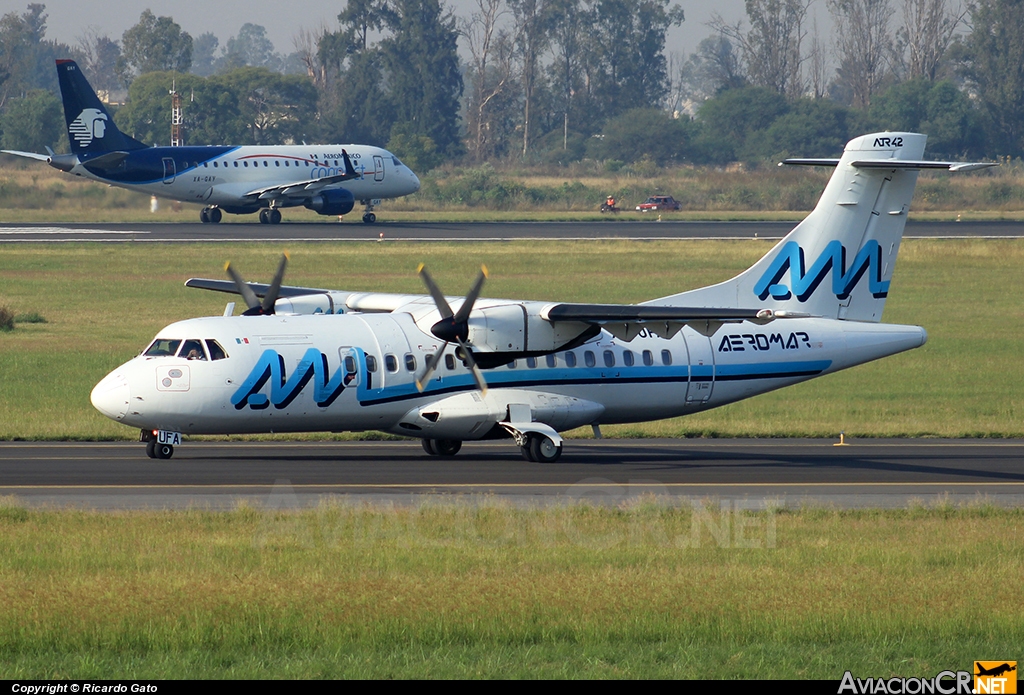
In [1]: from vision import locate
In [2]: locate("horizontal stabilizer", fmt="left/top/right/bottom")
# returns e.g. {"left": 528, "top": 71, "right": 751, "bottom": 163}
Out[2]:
{"left": 781, "top": 157, "right": 997, "bottom": 172}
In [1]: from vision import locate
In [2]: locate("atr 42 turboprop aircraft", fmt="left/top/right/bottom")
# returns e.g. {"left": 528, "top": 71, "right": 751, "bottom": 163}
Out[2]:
{"left": 1, "top": 60, "right": 420, "bottom": 224}
{"left": 90, "top": 132, "right": 993, "bottom": 461}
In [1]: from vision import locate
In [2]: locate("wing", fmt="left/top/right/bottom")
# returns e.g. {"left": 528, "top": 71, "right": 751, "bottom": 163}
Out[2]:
{"left": 240, "top": 149, "right": 360, "bottom": 203}
{"left": 541, "top": 303, "right": 788, "bottom": 339}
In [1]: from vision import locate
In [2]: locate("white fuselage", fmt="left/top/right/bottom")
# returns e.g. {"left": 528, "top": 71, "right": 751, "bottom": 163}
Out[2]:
{"left": 91, "top": 312, "right": 926, "bottom": 439}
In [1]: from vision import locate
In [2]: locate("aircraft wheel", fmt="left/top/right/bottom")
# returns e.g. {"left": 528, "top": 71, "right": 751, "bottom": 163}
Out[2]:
{"left": 422, "top": 438, "right": 440, "bottom": 456}
{"left": 156, "top": 443, "right": 174, "bottom": 460}
{"left": 209, "top": 207, "right": 222, "bottom": 224}
{"left": 145, "top": 440, "right": 158, "bottom": 458}
{"left": 363, "top": 213, "right": 376, "bottom": 224}
{"left": 269, "top": 209, "right": 282, "bottom": 224}
{"left": 520, "top": 442, "right": 536, "bottom": 462}
{"left": 259, "top": 209, "right": 270, "bottom": 224}
{"left": 200, "top": 208, "right": 210, "bottom": 224}
{"left": 434, "top": 439, "right": 462, "bottom": 456}
{"left": 528, "top": 434, "right": 562, "bottom": 463}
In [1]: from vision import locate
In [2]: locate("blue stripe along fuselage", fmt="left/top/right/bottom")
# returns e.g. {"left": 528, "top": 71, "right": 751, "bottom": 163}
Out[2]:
{"left": 352, "top": 358, "right": 833, "bottom": 407}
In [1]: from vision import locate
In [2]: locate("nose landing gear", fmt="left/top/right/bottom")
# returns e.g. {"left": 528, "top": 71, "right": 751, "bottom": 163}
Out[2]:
{"left": 360, "top": 199, "right": 377, "bottom": 224}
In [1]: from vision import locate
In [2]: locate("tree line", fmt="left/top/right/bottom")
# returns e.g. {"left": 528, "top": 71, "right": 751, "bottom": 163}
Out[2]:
{"left": 1, "top": 0, "right": 1023, "bottom": 170}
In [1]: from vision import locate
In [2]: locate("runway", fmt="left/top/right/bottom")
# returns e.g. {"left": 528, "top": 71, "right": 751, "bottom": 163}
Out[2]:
{"left": 3, "top": 439, "right": 1024, "bottom": 510}
{"left": 0, "top": 219, "right": 1022, "bottom": 242}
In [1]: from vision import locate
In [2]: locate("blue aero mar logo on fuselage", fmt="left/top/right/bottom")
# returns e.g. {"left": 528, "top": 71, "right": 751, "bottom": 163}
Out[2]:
{"left": 753, "top": 240, "right": 890, "bottom": 302}
{"left": 232, "top": 348, "right": 347, "bottom": 410}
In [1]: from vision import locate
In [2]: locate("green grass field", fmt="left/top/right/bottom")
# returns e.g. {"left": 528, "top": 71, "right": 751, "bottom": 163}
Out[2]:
{"left": 1, "top": 501, "right": 1021, "bottom": 678}
{"left": 1, "top": 239, "right": 1022, "bottom": 439}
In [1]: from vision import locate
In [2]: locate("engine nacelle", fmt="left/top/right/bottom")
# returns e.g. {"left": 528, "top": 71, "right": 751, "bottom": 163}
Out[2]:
{"left": 305, "top": 188, "right": 355, "bottom": 216}
{"left": 274, "top": 292, "right": 349, "bottom": 315}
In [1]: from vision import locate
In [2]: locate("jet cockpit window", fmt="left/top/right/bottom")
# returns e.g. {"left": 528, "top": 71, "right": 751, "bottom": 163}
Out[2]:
{"left": 144, "top": 339, "right": 181, "bottom": 357}
{"left": 180, "top": 339, "right": 207, "bottom": 360}
{"left": 206, "top": 340, "right": 228, "bottom": 360}
{"left": 392, "top": 156, "right": 403, "bottom": 167}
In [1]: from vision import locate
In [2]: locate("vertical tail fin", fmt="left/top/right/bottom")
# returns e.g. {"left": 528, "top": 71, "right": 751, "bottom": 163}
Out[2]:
{"left": 56, "top": 60, "right": 147, "bottom": 155}
{"left": 651, "top": 132, "right": 990, "bottom": 323}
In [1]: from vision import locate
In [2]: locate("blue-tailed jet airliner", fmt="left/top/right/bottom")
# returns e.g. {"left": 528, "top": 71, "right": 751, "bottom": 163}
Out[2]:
{"left": 2, "top": 60, "right": 420, "bottom": 224}
{"left": 89, "top": 132, "right": 993, "bottom": 460}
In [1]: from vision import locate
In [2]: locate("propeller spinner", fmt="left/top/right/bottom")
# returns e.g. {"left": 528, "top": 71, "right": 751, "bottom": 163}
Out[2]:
{"left": 416, "top": 264, "right": 489, "bottom": 394}
{"left": 224, "top": 253, "right": 289, "bottom": 316}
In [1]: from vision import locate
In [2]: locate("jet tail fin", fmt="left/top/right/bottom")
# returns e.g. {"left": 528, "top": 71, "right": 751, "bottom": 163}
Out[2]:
{"left": 55, "top": 60, "right": 147, "bottom": 156}
{"left": 648, "top": 132, "right": 993, "bottom": 323}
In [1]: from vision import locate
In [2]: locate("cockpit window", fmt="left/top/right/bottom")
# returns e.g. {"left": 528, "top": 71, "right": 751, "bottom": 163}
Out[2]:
{"left": 144, "top": 339, "right": 181, "bottom": 357}
{"left": 392, "top": 156, "right": 403, "bottom": 167}
{"left": 180, "top": 339, "right": 207, "bottom": 361}
{"left": 206, "top": 339, "right": 228, "bottom": 360}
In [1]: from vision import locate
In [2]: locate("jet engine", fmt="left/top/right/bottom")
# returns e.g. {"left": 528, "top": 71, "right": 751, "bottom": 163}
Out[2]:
{"left": 305, "top": 188, "right": 355, "bottom": 216}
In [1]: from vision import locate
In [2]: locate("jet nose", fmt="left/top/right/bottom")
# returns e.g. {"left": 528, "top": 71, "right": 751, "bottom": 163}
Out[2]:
{"left": 410, "top": 170, "right": 421, "bottom": 193}
{"left": 91, "top": 370, "right": 130, "bottom": 421}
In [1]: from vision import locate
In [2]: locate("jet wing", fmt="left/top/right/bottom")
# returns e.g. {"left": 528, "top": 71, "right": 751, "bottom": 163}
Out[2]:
{"left": 185, "top": 278, "right": 332, "bottom": 298}
{"left": 241, "top": 149, "right": 360, "bottom": 201}
{"left": 541, "top": 303, "right": 781, "bottom": 339}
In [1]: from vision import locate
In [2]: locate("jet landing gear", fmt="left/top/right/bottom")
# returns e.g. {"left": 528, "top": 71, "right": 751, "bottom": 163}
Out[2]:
{"left": 259, "top": 208, "right": 282, "bottom": 224}
{"left": 360, "top": 199, "right": 377, "bottom": 224}
{"left": 421, "top": 439, "right": 462, "bottom": 456}
{"left": 200, "top": 206, "right": 222, "bottom": 224}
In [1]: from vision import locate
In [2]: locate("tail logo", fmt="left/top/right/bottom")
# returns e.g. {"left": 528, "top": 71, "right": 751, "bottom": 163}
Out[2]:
{"left": 754, "top": 240, "right": 890, "bottom": 302}
{"left": 69, "top": 108, "right": 108, "bottom": 147}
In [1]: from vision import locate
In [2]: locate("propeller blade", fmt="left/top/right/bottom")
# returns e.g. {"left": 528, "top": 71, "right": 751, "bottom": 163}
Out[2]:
{"left": 415, "top": 343, "right": 449, "bottom": 392}
{"left": 261, "top": 252, "right": 289, "bottom": 313}
{"left": 224, "top": 261, "right": 261, "bottom": 311}
{"left": 457, "top": 340, "right": 488, "bottom": 396}
{"left": 417, "top": 264, "right": 454, "bottom": 319}
{"left": 452, "top": 265, "right": 488, "bottom": 324}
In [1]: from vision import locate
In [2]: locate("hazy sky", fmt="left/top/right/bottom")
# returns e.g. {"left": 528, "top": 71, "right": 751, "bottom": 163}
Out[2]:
{"left": 13, "top": 0, "right": 756, "bottom": 62}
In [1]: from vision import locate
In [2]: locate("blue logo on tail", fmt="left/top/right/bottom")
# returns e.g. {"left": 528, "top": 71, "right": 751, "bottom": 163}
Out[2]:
{"left": 754, "top": 240, "right": 890, "bottom": 301}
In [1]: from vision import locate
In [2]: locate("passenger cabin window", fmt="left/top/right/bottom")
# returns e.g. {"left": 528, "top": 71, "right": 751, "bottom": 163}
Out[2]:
{"left": 526, "top": 357, "right": 537, "bottom": 368}
{"left": 643, "top": 350, "right": 654, "bottom": 366}
{"left": 445, "top": 354, "right": 456, "bottom": 370}
{"left": 623, "top": 350, "right": 634, "bottom": 367}
{"left": 366, "top": 355, "right": 377, "bottom": 372}
{"left": 661, "top": 349, "right": 673, "bottom": 366}
{"left": 565, "top": 351, "right": 577, "bottom": 367}
{"left": 404, "top": 353, "right": 416, "bottom": 371}
{"left": 546, "top": 354, "right": 556, "bottom": 368}
{"left": 385, "top": 354, "right": 398, "bottom": 372}
{"left": 206, "top": 340, "right": 228, "bottom": 360}
{"left": 343, "top": 355, "right": 358, "bottom": 384}
{"left": 603, "top": 350, "right": 615, "bottom": 368}
{"left": 144, "top": 339, "right": 181, "bottom": 357}
{"left": 507, "top": 360, "right": 517, "bottom": 369}
{"left": 584, "top": 351, "right": 596, "bottom": 368}
{"left": 180, "top": 339, "right": 207, "bottom": 361}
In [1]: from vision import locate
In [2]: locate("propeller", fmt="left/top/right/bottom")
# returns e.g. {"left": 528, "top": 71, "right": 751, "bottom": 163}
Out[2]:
{"left": 415, "top": 264, "right": 489, "bottom": 394}
{"left": 224, "top": 253, "right": 289, "bottom": 316}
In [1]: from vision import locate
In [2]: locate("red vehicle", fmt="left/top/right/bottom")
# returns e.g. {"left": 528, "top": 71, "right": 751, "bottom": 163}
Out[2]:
{"left": 635, "top": 195, "right": 682, "bottom": 212}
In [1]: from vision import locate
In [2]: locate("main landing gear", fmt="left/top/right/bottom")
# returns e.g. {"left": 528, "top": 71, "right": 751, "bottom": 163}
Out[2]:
{"left": 419, "top": 433, "right": 563, "bottom": 463}
{"left": 259, "top": 208, "right": 282, "bottom": 224}
{"left": 360, "top": 199, "right": 376, "bottom": 224}
{"left": 200, "top": 206, "right": 222, "bottom": 224}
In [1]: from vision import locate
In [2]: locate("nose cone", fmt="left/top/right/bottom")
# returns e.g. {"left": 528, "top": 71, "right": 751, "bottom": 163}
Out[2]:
{"left": 91, "top": 371, "right": 130, "bottom": 421}
{"left": 409, "top": 170, "right": 421, "bottom": 193}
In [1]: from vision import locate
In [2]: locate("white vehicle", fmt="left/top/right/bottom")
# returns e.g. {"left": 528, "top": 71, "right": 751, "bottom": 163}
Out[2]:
{"left": 90, "top": 132, "right": 993, "bottom": 461}
{"left": 2, "top": 60, "right": 420, "bottom": 224}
